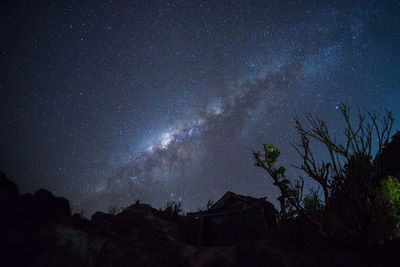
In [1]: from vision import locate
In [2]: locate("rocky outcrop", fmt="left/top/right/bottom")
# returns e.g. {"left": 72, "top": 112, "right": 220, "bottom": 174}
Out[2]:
{"left": 1, "top": 172, "right": 399, "bottom": 266}
{"left": 0, "top": 171, "right": 19, "bottom": 194}
{"left": 0, "top": 173, "right": 72, "bottom": 266}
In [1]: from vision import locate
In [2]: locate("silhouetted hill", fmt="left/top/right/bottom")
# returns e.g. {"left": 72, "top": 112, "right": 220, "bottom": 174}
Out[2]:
{"left": 1, "top": 171, "right": 399, "bottom": 266}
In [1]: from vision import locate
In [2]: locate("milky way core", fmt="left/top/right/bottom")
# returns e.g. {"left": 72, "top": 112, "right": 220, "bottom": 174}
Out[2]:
{"left": 1, "top": 0, "right": 399, "bottom": 215}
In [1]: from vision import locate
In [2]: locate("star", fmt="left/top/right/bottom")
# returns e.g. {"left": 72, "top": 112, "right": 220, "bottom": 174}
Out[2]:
{"left": 0, "top": 0, "right": 398, "bottom": 215}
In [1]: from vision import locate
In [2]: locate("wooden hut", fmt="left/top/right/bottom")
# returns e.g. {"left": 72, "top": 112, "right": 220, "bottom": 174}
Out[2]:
{"left": 187, "top": 191, "right": 277, "bottom": 246}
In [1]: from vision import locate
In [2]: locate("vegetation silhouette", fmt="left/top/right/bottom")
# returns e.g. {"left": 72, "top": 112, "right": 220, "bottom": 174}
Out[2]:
{"left": 253, "top": 104, "right": 399, "bottom": 245}
{"left": 1, "top": 105, "right": 400, "bottom": 266}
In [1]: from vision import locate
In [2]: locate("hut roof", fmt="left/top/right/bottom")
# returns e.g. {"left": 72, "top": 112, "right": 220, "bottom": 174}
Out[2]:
{"left": 188, "top": 191, "right": 268, "bottom": 217}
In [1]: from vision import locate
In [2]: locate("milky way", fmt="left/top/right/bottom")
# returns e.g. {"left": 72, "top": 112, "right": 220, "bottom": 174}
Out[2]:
{"left": 1, "top": 0, "right": 399, "bottom": 215}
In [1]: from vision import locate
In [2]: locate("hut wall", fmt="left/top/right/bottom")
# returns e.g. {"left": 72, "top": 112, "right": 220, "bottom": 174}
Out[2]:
{"left": 201, "top": 205, "right": 268, "bottom": 246}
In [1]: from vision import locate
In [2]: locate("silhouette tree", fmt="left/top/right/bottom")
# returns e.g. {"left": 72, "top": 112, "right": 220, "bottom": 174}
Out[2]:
{"left": 254, "top": 105, "right": 397, "bottom": 243}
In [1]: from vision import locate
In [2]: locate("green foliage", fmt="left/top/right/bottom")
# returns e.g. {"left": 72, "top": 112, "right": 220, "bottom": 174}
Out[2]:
{"left": 276, "top": 166, "right": 286, "bottom": 176}
{"left": 253, "top": 144, "right": 303, "bottom": 219}
{"left": 263, "top": 144, "right": 280, "bottom": 164}
{"left": 373, "top": 176, "right": 400, "bottom": 242}
{"left": 380, "top": 176, "right": 400, "bottom": 205}
{"left": 254, "top": 106, "right": 396, "bottom": 243}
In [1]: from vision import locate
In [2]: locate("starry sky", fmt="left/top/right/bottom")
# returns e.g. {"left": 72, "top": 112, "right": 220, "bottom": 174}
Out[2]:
{"left": 1, "top": 0, "right": 399, "bottom": 215}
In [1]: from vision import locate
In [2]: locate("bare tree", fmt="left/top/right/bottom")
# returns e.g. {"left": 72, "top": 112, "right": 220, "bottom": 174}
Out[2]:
{"left": 254, "top": 104, "right": 395, "bottom": 242}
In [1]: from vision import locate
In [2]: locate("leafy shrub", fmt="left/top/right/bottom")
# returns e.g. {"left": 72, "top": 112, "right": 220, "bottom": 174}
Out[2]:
{"left": 254, "top": 105, "right": 397, "bottom": 244}
{"left": 373, "top": 176, "right": 400, "bottom": 242}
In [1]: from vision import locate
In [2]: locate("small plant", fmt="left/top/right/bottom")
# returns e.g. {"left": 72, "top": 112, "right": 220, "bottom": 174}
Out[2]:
{"left": 253, "top": 144, "right": 298, "bottom": 218}
{"left": 162, "top": 201, "right": 183, "bottom": 219}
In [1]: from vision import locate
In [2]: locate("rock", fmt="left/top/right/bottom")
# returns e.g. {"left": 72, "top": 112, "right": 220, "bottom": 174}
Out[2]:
{"left": 122, "top": 202, "right": 158, "bottom": 216}
{"left": 0, "top": 173, "right": 22, "bottom": 217}
{"left": 0, "top": 171, "right": 19, "bottom": 194}
{"left": 70, "top": 213, "right": 91, "bottom": 230}
{"left": 91, "top": 211, "right": 112, "bottom": 226}
{"left": 33, "top": 189, "right": 71, "bottom": 222}
{"left": 0, "top": 174, "right": 398, "bottom": 266}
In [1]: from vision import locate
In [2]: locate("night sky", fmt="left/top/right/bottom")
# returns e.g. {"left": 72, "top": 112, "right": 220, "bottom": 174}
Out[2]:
{"left": 1, "top": 0, "right": 399, "bottom": 215}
